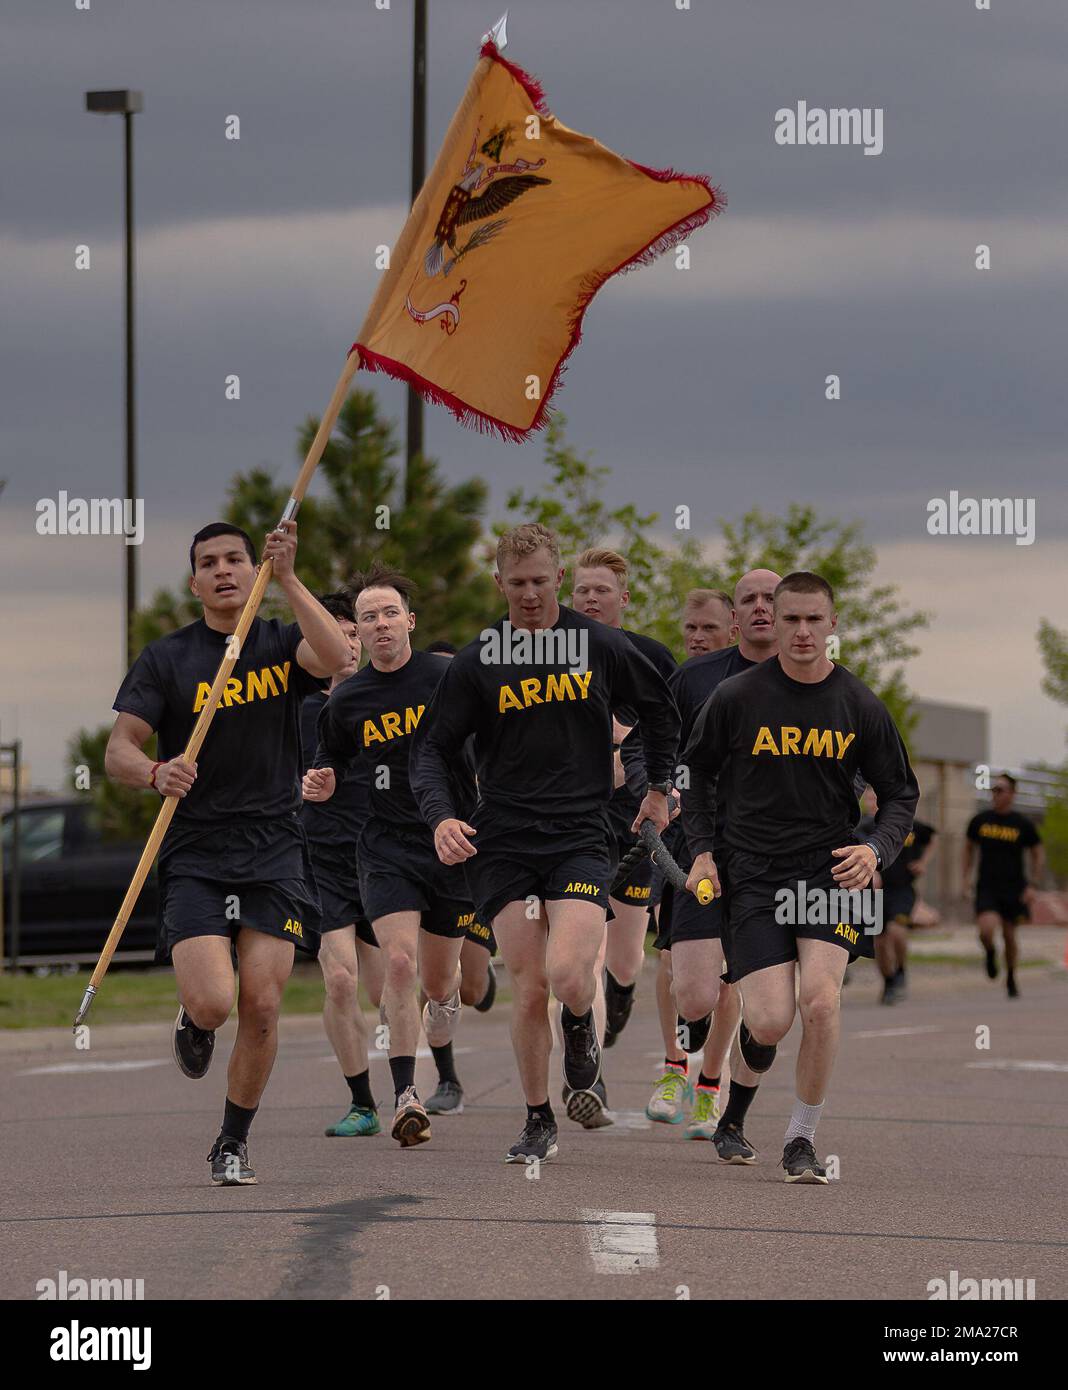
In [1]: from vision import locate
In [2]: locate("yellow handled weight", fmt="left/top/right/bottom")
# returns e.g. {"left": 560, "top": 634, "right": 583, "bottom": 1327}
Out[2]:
{"left": 696, "top": 878, "right": 715, "bottom": 905}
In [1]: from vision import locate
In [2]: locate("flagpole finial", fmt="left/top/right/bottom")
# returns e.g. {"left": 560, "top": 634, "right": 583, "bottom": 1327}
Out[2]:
{"left": 482, "top": 12, "right": 508, "bottom": 50}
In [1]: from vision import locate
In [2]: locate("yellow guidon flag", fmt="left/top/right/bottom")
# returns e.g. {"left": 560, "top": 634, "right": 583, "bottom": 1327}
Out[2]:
{"left": 354, "top": 34, "right": 724, "bottom": 442}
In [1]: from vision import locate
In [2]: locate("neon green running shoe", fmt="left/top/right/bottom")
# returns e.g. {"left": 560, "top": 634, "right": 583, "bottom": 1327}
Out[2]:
{"left": 646, "top": 1067, "right": 693, "bottom": 1124}
{"left": 684, "top": 1086, "right": 720, "bottom": 1139}
{"left": 325, "top": 1104, "right": 381, "bottom": 1137}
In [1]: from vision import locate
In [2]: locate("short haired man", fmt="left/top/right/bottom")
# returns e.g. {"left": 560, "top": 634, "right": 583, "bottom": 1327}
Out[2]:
{"left": 299, "top": 592, "right": 386, "bottom": 1137}
{"left": 682, "top": 589, "right": 734, "bottom": 658}
{"left": 570, "top": 546, "right": 677, "bottom": 1127}
{"left": 106, "top": 521, "right": 350, "bottom": 1185}
{"left": 411, "top": 523, "right": 679, "bottom": 1164}
{"left": 682, "top": 572, "right": 919, "bottom": 1182}
{"left": 303, "top": 565, "right": 477, "bottom": 1146}
{"left": 963, "top": 773, "right": 1043, "bottom": 998}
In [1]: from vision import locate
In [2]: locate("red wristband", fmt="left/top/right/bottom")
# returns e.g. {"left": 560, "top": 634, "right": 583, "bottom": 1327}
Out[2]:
{"left": 149, "top": 761, "right": 163, "bottom": 788}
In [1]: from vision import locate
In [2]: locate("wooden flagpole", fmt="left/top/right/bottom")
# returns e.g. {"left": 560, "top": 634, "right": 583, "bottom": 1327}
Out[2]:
{"left": 73, "top": 351, "right": 361, "bottom": 1029}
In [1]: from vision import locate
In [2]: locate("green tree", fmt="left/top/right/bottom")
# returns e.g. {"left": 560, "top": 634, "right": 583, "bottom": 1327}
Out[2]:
{"left": 504, "top": 418, "right": 927, "bottom": 732}
{"left": 136, "top": 389, "right": 498, "bottom": 649}
{"left": 1037, "top": 619, "right": 1068, "bottom": 712}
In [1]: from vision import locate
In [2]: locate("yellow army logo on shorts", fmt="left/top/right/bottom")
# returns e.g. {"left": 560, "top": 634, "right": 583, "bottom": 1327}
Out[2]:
{"left": 751, "top": 726, "right": 855, "bottom": 759}
{"left": 362, "top": 705, "right": 425, "bottom": 746}
{"left": 283, "top": 918, "right": 303, "bottom": 938}
{"left": 623, "top": 884, "right": 651, "bottom": 901}
{"left": 456, "top": 910, "right": 476, "bottom": 930}
{"left": 498, "top": 670, "right": 593, "bottom": 713}
{"left": 565, "top": 881, "right": 599, "bottom": 895}
{"left": 834, "top": 922, "right": 859, "bottom": 945}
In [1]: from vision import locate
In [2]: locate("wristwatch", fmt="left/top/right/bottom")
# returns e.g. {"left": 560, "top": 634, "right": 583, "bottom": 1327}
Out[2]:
{"left": 864, "top": 841, "right": 882, "bottom": 869}
{"left": 648, "top": 779, "right": 673, "bottom": 796}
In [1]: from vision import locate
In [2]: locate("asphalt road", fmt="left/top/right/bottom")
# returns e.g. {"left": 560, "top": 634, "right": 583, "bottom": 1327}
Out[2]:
{"left": 3, "top": 944, "right": 1066, "bottom": 1302}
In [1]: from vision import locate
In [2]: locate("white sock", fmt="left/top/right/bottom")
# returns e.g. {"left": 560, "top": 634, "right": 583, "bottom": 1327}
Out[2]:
{"left": 785, "top": 1097, "right": 824, "bottom": 1144}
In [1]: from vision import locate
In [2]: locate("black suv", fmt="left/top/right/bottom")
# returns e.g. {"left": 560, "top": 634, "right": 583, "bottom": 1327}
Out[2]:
{"left": 1, "top": 798, "right": 158, "bottom": 960}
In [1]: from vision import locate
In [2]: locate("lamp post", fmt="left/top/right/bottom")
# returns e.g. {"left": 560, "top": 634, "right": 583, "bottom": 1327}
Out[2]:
{"left": 85, "top": 89, "right": 143, "bottom": 672}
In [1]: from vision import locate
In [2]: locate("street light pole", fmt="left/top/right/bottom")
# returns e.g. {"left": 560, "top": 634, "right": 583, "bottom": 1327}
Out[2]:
{"left": 86, "top": 89, "right": 143, "bottom": 672}
{"left": 405, "top": 0, "right": 427, "bottom": 505}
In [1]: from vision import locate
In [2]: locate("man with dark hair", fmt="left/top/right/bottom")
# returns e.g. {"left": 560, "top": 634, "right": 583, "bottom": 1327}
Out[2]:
{"left": 105, "top": 521, "right": 349, "bottom": 1185}
{"left": 299, "top": 593, "right": 386, "bottom": 1137}
{"left": 963, "top": 773, "right": 1043, "bottom": 998}
{"left": 410, "top": 523, "right": 679, "bottom": 1165}
{"left": 682, "top": 571, "right": 919, "bottom": 1182}
{"left": 303, "top": 567, "right": 477, "bottom": 1146}
{"left": 569, "top": 546, "right": 677, "bottom": 1127}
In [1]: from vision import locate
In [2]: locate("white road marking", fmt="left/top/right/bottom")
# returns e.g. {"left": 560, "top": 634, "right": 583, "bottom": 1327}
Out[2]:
{"left": 967, "top": 1060, "right": 1068, "bottom": 1073}
{"left": 851, "top": 1025, "right": 944, "bottom": 1039}
{"left": 17, "top": 1059, "right": 169, "bottom": 1076}
{"left": 318, "top": 1047, "right": 473, "bottom": 1064}
{"left": 582, "top": 1210, "right": 659, "bottom": 1273}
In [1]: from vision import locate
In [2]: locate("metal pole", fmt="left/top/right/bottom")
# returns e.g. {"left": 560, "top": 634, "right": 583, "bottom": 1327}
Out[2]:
{"left": 10, "top": 741, "right": 21, "bottom": 971}
{"left": 124, "top": 110, "right": 137, "bottom": 669}
{"left": 405, "top": 0, "right": 427, "bottom": 504}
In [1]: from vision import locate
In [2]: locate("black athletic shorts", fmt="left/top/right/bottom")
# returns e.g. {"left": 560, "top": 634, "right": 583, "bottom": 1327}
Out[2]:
{"left": 158, "top": 871, "right": 320, "bottom": 960}
{"left": 463, "top": 807, "right": 613, "bottom": 929}
{"left": 461, "top": 914, "right": 498, "bottom": 955}
{"left": 882, "top": 883, "right": 916, "bottom": 926}
{"left": 975, "top": 886, "right": 1029, "bottom": 924}
{"left": 721, "top": 846, "right": 878, "bottom": 984}
{"left": 655, "top": 858, "right": 726, "bottom": 948}
{"left": 308, "top": 842, "right": 378, "bottom": 947}
{"left": 358, "top": 819, "right": 472, "bottom": 938}
{"left": 610, "top": 833, "right": 665, "bottom": 910}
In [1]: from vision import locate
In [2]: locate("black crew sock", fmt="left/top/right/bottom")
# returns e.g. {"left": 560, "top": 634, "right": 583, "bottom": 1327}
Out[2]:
{"left": 389, "top": 1055, "right": 416, "bottom": 1099}
{"left": 221, "top": 1097, "right": 257, "bottom": 1143}
{"left": 527, "top": 1101, "right": 555, "bottom": 1124}
{"left": 430, "top": 1043, "right": 459, "bottom": 1085}
{"left": 605, "top": 971, "right": 635, "bottom": 1000}
{"left": 894, "top": 966, "right": 907, "bottom": 983}
{"left": 346, "top": 1071, "right": 375, "bottom": 1110}
{"left": 561, "top": 1004, "right": 593, "bottom": 1029}
{"left": 697, "top": 1073, "right": 720, "bottom": 1091}
{"left": 666, "top": 1055, "right": 688, "bottom": 1072}
{"left": 719, "top": 1079, "right": 758, "bottom": 1131}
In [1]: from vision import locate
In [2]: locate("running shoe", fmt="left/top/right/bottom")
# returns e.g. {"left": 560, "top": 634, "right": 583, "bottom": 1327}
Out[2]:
{"left": 712, "top": 1122, "right": 757, "bottom": 1164}
{"left": 684, "top": 1086, "right": 720, "bottom": 1139}
{"left": 892, "top": 968, "right": 908, "bottom": 1002}
{"left": 474, "top": 962, "right": 497, "bottom": 1013}
{"left": 1006, "top": 972, "right": 1019, "bottom": 999}
{"left": 676, "top": 1011, "right": 712, "bottom": 1054}
{"left": 325, "top": 1104, "right": 381, "bottom": 1137}
{"left": 561, "top": 1006, "right": 601, "bottom": 1092}
{"left": 563, "top": 1078, "right": 614, "bottom": 1129}
{"left": 392, "top": 1086, "right": 431, "bottom": 1147}
{"left": 984, "top": 944, "right": 998, "bottom": 979}
{"left": 781, "top": 1136, "right": 828, "bottom": 1184}
{"left": 425, "top": 1080, "right": 465, "bottom": 1115}
{"left": 604, "top": 974, "right": 636, "bottom": 1047}
{"left": 879, "top": 976, "right": 898, "bottom": 1006}
{"left": 504, "top": 1115, "right": 559, "bottom": 1164}
{"left": 646, "top": 1066, "right": 693, "bottom": 1124}
{"left": 173, "top": 1005, "right": 215, "bottom": 1079}
{"left": 208, "top": 1137, "right": 256, "bottom": 1185}
{"left": 422, "top": 989, "right": 462, "bottom": 1048}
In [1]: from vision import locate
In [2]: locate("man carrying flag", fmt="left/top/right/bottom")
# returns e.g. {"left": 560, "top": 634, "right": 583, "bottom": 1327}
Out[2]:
{"left": 105, "top": 522, "right": 349, "bottom": 1186}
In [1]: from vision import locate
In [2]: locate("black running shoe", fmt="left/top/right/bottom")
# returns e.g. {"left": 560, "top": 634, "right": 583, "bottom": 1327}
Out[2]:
{"left": 563, "top": 1077, "right": 614, "bottom": 1129}
{"left": 208, "top": 1137, "right": 256, "bottom": 1186}
{"left": 892, "top": 968, "right": 908, "bottom": 1002}
{"left": 561, "top": 1005, "right": 601, "bottom": 1092}
{"left": 1006, "top": 972, "right": 1019, "bottom": 999}
{"left": 474, "top": 962, "right": 497, "bottom": 1013}
{"left": 880, "top": 976, "right": 898, "bottom": 1006}
{"left": 712, "top": 1122, "right": 757, "bottom": 1164}
{"left": 173, "top": 1005, "right": 215, "bottom": 1079}
{"left": 781, "top": 1136, "right": 828, "bottom": 1184}
{"left": 677, "top": 1011, "right": 712, "bottom": 1054}
{"left": 504, "top": 1115, "right": 559, "bottom": 1164}
{"left": 984, "top": 945, "right": 998, "bottom": 980}
{"left": 604, "top": 974, "right": 636, "bottom": 1048}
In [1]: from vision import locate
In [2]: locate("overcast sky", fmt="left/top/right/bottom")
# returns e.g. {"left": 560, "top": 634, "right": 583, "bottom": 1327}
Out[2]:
{"left": 3, "top": 0, "right": 1067, "bottom": 790}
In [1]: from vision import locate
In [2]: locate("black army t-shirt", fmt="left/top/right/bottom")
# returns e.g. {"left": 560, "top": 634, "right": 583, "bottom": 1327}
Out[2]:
{"left": 299, "top": 689, "right": 371, "bottom": 850}
{"left": 967, "top": 810, "right": 1040, "bottom": 893}
{"left": 606, "top": 630, "right": 677, "bottom": 841}
{"left": 114, "top": 617, "right": 321, "bottom": 879}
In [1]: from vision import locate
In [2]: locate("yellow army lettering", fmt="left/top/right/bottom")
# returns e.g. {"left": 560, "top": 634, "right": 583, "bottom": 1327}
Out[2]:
{"left": 564, "top": 881, "right": 599, "bottom": 895}
{"left": 499, "top": 670, "right": 593, "bottom": 713}
{"left": 978, "top": 823, "right": 1020, "bottom": 842}
{"left": 456, "top": 911, "right": 476, "bottom": 929}
{"left": 363, "top": 704, "right": 425, "bottom": 747}
{"left": 192, "top": 662, "right": 290, "bottom": 713}
{"left": 834, "top": 922, "right": 859, "bottom": 945}
{"left": 751, "top": 725, "right": 855, "bottom": 759}
{"left": 624, "top": 885, "right": 651, "bottom": 901}
{"left": 283, "top": 917, "right": 303, "bottom": 938}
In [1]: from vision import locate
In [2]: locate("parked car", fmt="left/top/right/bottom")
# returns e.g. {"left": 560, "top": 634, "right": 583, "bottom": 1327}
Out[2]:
{"left": 1, "top": 798, "right": 158, "bottom": 960}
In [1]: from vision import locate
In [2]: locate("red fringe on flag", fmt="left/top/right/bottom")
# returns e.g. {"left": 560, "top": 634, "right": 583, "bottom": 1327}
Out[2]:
{"left": 352, "top": 41, "right": 725, "bottom": 445}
